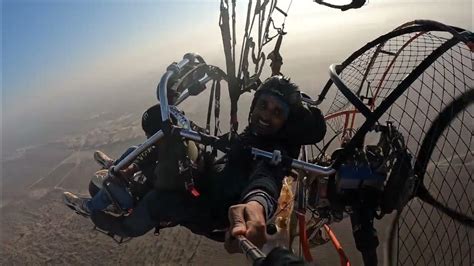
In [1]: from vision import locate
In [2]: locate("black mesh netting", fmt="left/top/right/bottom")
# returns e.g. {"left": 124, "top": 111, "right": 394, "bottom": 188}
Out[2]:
{"left": 313, "top": 22, "right": 472, "bottom": 265}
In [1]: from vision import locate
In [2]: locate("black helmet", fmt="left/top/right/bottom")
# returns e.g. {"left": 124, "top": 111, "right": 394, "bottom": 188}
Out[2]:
{"left": 142, "top": 104, "right": 163, "bottom": 136}
{"left": 249, "top": 75, "right": 302, "bottom": 119}
{"left": 248, "top": 76, "right": 326, "bottom": 144}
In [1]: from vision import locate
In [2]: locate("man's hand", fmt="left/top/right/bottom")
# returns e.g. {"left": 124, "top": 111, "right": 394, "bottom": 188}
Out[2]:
{"left": 225, "top": 201, "right": 267, "bottom": 253}
{"left": 118, "top": 164, "right": 139, "bottom": 180}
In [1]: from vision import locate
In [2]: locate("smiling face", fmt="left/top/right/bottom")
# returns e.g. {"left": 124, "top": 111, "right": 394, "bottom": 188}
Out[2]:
{"left": 250, "top": 93, "right": 289, "bottom": 136}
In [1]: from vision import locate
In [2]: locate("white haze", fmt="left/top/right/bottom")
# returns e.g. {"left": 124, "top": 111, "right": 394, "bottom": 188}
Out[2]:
{"left": 2, "top": 0, "right": 472, "bottom": 155}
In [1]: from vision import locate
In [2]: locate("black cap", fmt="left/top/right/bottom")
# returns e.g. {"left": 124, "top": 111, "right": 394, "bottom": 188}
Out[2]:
{"left": 142, "top": 104, "right": 163, "bottom": 136}
{"left": 249, "top": 75, "right": 302, "bottom": 117}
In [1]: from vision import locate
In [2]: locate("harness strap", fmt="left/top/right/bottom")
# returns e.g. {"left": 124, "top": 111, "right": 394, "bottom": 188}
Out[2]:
{"left": 179, "top": 156, "right": 201, "bottom": 198}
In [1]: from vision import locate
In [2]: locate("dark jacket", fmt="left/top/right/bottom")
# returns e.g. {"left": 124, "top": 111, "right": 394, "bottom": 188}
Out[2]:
{"left": 203, "top": 104, "right": 326, "bottom": 227}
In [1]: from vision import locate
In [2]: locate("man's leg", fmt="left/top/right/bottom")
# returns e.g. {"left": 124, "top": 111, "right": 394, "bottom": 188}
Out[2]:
{"left": 63, "top": 192, "right": 92, "bottom": 216}
{"left": 94, "top": 146, "right": 138, "bottom": 169}
{"left": 84, "top": 146, "right": 139, "bottom": 211}
{"left": 94, "top": 150, "right": 114, "bottom": 169}
{"left": 87, "top": 181, "right": 134, "bottom": 212}
{"left": 90, "top": 189, "right": 197, "bottom": 238}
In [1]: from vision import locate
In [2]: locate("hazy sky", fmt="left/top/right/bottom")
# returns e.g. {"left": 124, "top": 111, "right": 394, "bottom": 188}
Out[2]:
{"left": 2, "top": 0, "right": 472, "bottom": 152}
{"left": 3, "top": 0, "right": 217, "bottom": 108}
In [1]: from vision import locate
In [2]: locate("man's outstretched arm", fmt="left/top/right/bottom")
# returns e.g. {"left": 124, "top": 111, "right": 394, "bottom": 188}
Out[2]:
{"left": 225, "top": 202, "right": 308, "bottom": 266}
{"left": 225, "top": 161, "right": 286, "bottom": 253}
{"left": 224, "top": 200, "right": 267, "bottom": 253}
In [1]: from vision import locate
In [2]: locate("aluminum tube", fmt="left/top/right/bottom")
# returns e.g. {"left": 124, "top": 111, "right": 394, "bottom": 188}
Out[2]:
{"left": 251, "top": 147, "right": 274, "bottom": 160}
{"left": 158, "top": 57, "right": 193, "bottom": 121}
{"left": 292, "top": 159, "right": 336, "bottom": 175}
{"left": 237, "top": 235, "right": 266, "bottom": 262}
{"left": 329, "top": 64, "right": 372, "bottom": 118}
{"left": 113, "top": 130, "right": 165, "bottom": 171}
{"left": 179, "top": 129, "right": 202, "bottom": 142}
{"left": 158, "top": 71, "right": 174, "bottom": 122}
{"left": 251, "top": 147, "right": 335, "bottom": 175}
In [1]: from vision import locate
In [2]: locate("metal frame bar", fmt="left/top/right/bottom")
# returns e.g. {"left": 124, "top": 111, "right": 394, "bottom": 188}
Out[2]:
{"left": 329, "top": 64, "right": 373, "bottom": 119}
{"left": 332, "top": 37, "right": 461, "bottom": 168}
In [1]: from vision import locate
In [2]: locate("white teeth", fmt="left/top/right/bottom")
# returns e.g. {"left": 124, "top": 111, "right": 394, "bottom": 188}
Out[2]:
{"left": 258, "top": 119, "right": 269, "bottom": 126}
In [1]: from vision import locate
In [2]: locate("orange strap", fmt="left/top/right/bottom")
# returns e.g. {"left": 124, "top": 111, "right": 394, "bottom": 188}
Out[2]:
{"left": 297, "top": 212, "right": 313, "bottom": 262}
{"left": 324, "top": 224, "right": 351, "bottom": 266}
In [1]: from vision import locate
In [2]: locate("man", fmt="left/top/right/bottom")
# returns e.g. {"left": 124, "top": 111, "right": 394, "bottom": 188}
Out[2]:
{"left": 63, "top": 104, "right": 165, "bottom": 215}
{"left": 63, "top": 76, "right": 326, "bottom": 250}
